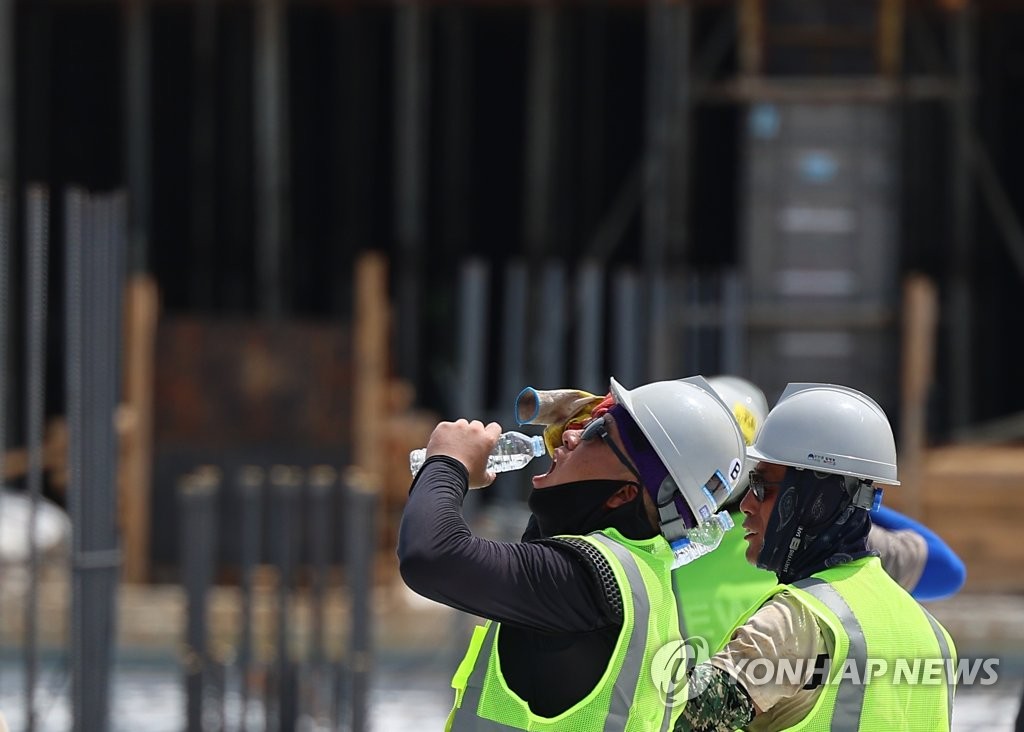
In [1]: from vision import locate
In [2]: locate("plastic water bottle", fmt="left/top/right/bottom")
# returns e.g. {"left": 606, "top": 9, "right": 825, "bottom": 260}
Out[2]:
{"left": 669, "top": 511, "right": 735, "bottom": 569}
{"left": 409, "top": 431, "right": 546, "bottom": 476}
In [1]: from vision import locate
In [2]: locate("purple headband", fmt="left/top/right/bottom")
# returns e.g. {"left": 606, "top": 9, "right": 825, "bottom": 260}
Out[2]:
{"left": 608, "top": 404, "right": 697, "bottom": 529}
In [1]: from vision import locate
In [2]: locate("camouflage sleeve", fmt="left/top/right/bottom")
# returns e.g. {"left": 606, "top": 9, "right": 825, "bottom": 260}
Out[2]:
{"left": 675, "top": 663, "right": 755, "bottom": 732}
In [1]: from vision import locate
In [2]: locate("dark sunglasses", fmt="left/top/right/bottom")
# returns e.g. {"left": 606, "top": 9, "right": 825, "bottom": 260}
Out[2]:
{"left": 580, "top": 415, "right": 643, "bottom": 484}
{"left": 747, "top": 470, "right": 783, "bottom": 502}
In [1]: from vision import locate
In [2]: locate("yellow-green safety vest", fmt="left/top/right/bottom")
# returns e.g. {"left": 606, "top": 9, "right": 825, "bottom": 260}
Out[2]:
{"left": 447, "top": 528, "right": 684, "bottom": 732}
{"left": 719, "top": 556, "right": 957, "bottom": 731}
{"left": 672, "top": 511, "right": 777, "bottom": 650}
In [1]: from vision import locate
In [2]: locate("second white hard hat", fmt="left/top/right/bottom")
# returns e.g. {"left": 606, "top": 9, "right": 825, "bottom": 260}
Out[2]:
{"left": 746, "top": 382, "right": 899, "bottom": 485}
{"left": 706, "top": 375, "right": 769, "bottom": 501}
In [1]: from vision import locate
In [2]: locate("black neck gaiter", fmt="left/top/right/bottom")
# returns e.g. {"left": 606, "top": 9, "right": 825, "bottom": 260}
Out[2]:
{"left": 757, "top": 468, "right": 874, "bottom": 584}
{"left": 525, "top": 479, "right": 657, "bottom": 541}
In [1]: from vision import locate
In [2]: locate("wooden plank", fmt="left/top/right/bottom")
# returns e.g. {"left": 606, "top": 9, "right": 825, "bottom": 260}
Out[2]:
{"left": 924, "top": 445, "right": 1024, "bottom": 474}
{"left": 351, "top": 252, "right": 388, "bottom": 484}
{"left": 121, "top": 274, "right": 160, "bottom": 583}
{"left": 738, "top": 0, "right": 763, "bottom": 75}
{"left": 899, "top": 274, "right": 938, "bottom": 519}
{"left": 922, "top": 484, "right": 1024, "bottom": 509}
{"left": 878, "top": 0, "right": 906, "bottom": 75}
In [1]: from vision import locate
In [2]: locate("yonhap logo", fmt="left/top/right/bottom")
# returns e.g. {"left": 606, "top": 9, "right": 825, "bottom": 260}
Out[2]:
{"left": 650, "top": 636, "right": 711, "bottom": 705}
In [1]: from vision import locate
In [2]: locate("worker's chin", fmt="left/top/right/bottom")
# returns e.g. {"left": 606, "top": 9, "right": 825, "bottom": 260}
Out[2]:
{"left": 532, "top": 473, "right": 554, "bottom": 489}
{"left": 744, "top": 541, "right": 761, "bottom": 566}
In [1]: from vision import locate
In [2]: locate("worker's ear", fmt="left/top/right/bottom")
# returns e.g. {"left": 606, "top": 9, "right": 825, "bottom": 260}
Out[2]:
{"left": 604, "top": 483, "right": 638, "bottom": 509}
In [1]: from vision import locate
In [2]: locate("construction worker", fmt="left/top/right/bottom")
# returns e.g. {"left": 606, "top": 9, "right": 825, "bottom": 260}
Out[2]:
{"left": 519, "top": 377, "right": 965, "bottom": 652}
{"left": 673, "top": 376, "right": 776, "bottom": 648}
{"left": 398, "top": 377, "right": 747, "bottom": 731}
{"left": 676, "top": 376, "right": 965, "bottom": 649}
{"left": 680, "top": 384, "right": 957, "bottom": 731}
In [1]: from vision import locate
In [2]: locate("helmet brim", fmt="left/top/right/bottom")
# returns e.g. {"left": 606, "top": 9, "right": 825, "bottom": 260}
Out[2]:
{"left": 745, "top": 444, "right": 900, "bottom": 485}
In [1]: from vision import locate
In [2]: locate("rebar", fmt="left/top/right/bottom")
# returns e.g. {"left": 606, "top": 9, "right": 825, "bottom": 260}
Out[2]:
{"left": 254, "top": 0, "right": 288, "bottom": 318}
{"left": 64, "top": 187, "right": 85, "bottom": 732}
{"left": 307, "top": 465, "right": 335, "bottom": 726}
{"left": 269, "top": 465, "right": 300, "bottom": 732}
{"left": 343, "top": 471, "right": 377, "bottom": 732}
{"left": 181, "top": 468, "right": 220, "bottom": 732}
{"left": 237, "top": 465, "right": 265, "bottom": 732}
{"left": 394, "top": 1, "right": 429, "bottom": 386}
{"left": 124, "top": 0, "right": 151, "bottom": 273}
{"left": 0, "top": 183, "right": 9, "bottom": 697}
{"left": 455, "top": 260, "right": 488, "bottom": 418}
{"left": 23, "top": 184, "right": 48, "bottom": 732}
{"left": 573, "top": 262, "right": 603, "bottom": 395}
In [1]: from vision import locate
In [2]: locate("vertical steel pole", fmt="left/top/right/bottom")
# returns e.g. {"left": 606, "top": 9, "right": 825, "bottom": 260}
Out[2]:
{"left": 124, "top": 0, "right": 151, "bottom": 274}
{"left": 191, "top": 0, "right": 218, "bottom": 307}
{"left": 0, "top": 0, "right": 12, "bottom": 191}
{"left": 579, "top": 5, "right": 608, "bottom": 233}
{"left": 438, "top": 7, "right": 472, "bottom": 259}
{"left": 523, "top": 5, "right": 558, "bottom": 260}
{"left": 181, "top": 468, "right": 219, "bottom": 732}
{"left": 237, "top": 465, "right": 264, "bottom": 732}
{"left": 0, "top": 183, "right": 8, "bottom": 698}
{"left": 87, "top": 192, "right": 123, "bottom": 732}
{"left": 720, "top": 270, "right": 745, "bottom": 376}
{"left": 23, "top": 185, "right": 49, "bottom": 732}
{"left": 344, "top": 471, "right": 377, "bottom": 732}
{"left": 394, "top": 1, "right": 430, "bottom": 388}
{"left": 456, "top": 260, "right": 489, "bottom": 419}
{"left": 500, "top": 262, "right": 528, "bottom": 411}
{"left": 270, "top": 465, "right": 300, "bottom": 732}
{"left": 536, "top": 263, "right": 566, "bottom": 389}
{"left": 0, "top": 1, "right": 12, "bottom": 574}
{"left": 574, "top": 261, "right": 604, "bottom": 395}
{"left": 65, "top": 188, "right": 85, "bottom": 732}
{"left": 612, "top": 269, "right": 641, "bottom": 388}
{"left": 254, "top": 0, "right": 288, "bottom": 318}
{"left": 644, "top": 0, "right": 692, "bottom": 381}
{"left": 681, "top": 271, "right": 700, "bottom": 376}
{"left": 307, "top": 465, "right": 335, "bottom": 726}
{"left": 335, "top": 11, "right": 378, "bottom": 319}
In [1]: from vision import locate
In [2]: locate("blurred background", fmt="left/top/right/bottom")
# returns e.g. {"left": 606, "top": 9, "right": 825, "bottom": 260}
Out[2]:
{"left": 1, "top": 0, "right": 1024, "bottom": 729}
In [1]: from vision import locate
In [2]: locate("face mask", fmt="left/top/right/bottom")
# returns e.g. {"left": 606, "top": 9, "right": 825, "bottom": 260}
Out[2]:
{"left": 527, "top": 479, "right": 655, "bottom": 539}
{"left": 757, "top": 468, "right": 871, "bottom": 583}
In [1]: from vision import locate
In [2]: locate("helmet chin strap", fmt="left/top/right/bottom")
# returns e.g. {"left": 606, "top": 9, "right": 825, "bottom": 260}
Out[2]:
{"left": 848, "top": 477, "right": 883, "bottom": 511}
{"left": 655, "top": 475, "right": 690, "bottom": 544}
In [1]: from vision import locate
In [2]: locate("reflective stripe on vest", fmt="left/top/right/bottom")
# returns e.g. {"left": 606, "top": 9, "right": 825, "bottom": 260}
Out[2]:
{"left": 791, "top": 577, "right": 868, "bottom": 732}
{"left": 451, "top": 533, "right": 655, "bottom": 732}
{"left": 794, "top": 574, "right": 956, "bottom": 732}
{"left": 591, "top": 533, "right": 674, "bottom": 732}
{"left": 921, "top": 607, "right": 955, "bottom": 728}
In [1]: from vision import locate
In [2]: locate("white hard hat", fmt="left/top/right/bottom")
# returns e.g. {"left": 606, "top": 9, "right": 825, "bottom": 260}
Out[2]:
{"left": 706, "top": 375, "right": 769, "bottom": 501}
{"left": 610, "top": 376, "right": 747, "bottom": 528}
{"left": 706, "top": 376, "right": 769, "bottom": 446}
{"left": 747, "top": 383, "right": 899, "bottom": 485}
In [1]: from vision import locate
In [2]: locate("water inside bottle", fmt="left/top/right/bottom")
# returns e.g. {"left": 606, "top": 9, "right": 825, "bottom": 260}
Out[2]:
{"left": 485, "top": 452, "right": 537, "bottom": 473}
